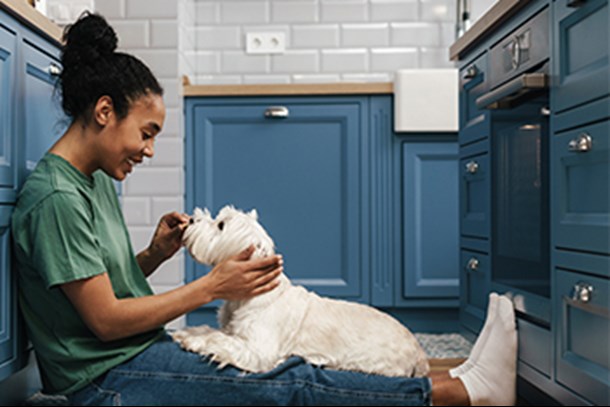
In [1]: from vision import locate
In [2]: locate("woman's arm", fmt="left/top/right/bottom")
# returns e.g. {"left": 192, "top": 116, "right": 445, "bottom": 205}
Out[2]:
{"left": 61, "top": 246, "right": 283, "bottom": 342}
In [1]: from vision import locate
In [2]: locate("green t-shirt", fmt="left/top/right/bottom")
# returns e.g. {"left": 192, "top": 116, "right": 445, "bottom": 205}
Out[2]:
{"left": 11, "top": 153, "right": 164, "bottom": 395}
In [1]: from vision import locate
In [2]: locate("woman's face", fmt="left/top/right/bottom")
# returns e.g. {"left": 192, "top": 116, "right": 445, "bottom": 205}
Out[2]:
{"left": 99, "top": 93, "right": 166, "bottom": 181}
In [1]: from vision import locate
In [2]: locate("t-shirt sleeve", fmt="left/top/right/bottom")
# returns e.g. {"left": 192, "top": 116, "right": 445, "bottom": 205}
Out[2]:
{"left": 29, "top": 191, "right": 107, "bottom": 289}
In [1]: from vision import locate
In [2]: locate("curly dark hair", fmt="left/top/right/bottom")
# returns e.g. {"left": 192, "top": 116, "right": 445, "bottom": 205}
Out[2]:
{"left": 58, "top": 12, "right": 163, "bottom": 123}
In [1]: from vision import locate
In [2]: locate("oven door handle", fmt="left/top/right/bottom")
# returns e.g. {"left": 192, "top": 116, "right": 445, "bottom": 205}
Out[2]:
{"left": 476, "top": 72, "right": 548, "bottom": 110}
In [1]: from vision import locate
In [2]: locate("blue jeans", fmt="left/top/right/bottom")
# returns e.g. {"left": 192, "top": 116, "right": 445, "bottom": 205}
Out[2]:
{"left": 68, "top": 334, "right": 432, "bottom": 406}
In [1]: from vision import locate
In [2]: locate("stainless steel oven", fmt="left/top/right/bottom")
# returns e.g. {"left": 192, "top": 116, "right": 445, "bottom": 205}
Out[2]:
{"left": 476, "top": 7, "right": 551, "bottom": 325}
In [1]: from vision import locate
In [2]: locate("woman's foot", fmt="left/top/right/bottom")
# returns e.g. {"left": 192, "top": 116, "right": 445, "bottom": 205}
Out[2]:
{"left": 457, "top": 295, "right": 517, "bottom": 406}
{"left": 449, "top": 293, "right": 499, "bottom": 378}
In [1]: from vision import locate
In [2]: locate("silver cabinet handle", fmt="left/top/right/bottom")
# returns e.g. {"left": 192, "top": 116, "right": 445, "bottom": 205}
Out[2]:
{"left": 466, "top": 257, "right": 479, "bottom": 272}
{"left": 48, "top": 63, "right": 62, "bottom": 76}
{"left": 463, "top": 65, "right": 479, "bottom": 80}
{"left": 264, "top": 106, "right": 289, "bottom": 119}
{"left": 465, "top": 160, "right": 479, "bottom": 174}
{"left": 568, "top": 133, "right": 592, "bottom": 153}
{"left": 571, "top": 282, "right": 594, "bottom": 303}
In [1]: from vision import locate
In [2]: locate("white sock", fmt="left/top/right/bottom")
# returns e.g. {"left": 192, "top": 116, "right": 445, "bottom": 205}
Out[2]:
{"left": 458, "top": 296, "right": 517, "bottom": 406}
{"left": 449, "top": 293, "right": 499, "bottom": 378}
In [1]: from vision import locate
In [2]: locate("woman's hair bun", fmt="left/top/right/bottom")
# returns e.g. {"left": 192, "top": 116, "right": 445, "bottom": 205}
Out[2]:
{"left": 62, "top": 12, "right": 118, "bottom": 61}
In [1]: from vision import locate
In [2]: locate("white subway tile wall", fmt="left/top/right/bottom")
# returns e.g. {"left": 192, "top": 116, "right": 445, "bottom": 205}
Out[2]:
{"left": 188, "top": 0, "right": 462, "bottom": 84}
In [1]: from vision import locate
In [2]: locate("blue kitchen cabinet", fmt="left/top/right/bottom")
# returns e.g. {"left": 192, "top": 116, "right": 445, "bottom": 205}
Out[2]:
{"left": 21, "top": 31, "right": 65, "bottom": 180}
{"left": 0, "top": 205, "right": 14, "bottom": 374}
{"left": 0, "top": 6, "right": 61, "bottom": 392}
{"left": 368, "top": 97, "right": 459, "bottom": 324}
{"left": 185, "top": 95, "right": 460, "bottom": 329}
{"left": 459, "top": 52, "right": 490, "bottom": 147}
{"left": 399, "top": 142, "right": 459, "bottom": 301}
{"left": 185, "top": 96, "right": 368, "bottom": 325}
{"left": 555, "top": 268, "right": 609, "bottom": 406}
{"left": 552, "top": 0, "right": 609, "bottom": 114}
{"left": 552, "top": 119, "right": 609, "bottom": 256}
{"left": 0, "top": 13, "right": 16, "bottom": 201}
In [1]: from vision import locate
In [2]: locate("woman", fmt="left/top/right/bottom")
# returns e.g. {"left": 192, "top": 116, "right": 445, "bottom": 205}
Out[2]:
{"left": 12, "top": 13, "right": 517, "bottom": 406}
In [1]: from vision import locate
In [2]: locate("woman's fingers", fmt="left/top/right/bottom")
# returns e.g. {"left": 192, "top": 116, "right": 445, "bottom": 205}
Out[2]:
{"left": 246, "top": 254, "right": 283, "bottom": 272}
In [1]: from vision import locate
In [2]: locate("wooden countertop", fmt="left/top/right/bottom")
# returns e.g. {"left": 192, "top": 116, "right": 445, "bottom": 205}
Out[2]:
{"left": 183, "top": 81, "right": 394, "bottom": 97}
{"left": 0, "top": 0, "right": 62, "bottom": 45}
{"left": 449, "top": 0, "right": 532, "bottom": 61}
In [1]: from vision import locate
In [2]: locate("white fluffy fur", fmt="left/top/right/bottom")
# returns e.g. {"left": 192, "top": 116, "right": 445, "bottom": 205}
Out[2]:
{"left": 172, "top": 205, "right": 429, "bottom": 377}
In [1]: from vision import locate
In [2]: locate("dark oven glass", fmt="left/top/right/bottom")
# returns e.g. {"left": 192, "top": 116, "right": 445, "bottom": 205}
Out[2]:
{"left": 492, "top": 95, "right": 550, "bottom": 298}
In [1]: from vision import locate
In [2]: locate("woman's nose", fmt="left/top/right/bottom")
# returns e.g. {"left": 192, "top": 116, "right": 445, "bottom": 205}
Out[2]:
{"left": 143, "top": 143, "right": 154, "bottom": 158}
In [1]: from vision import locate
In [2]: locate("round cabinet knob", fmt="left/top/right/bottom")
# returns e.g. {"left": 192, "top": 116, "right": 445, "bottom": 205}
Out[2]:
{"left": 465, "top": 160, "right": 479, "bottom": 174}
{"left": 48, "top": 63, "right": 62, "bottom": 76}
{"left": 568, "top": 133, "right": 592, "bottom": 153}
{"left": 463, "top": 65, "right": 479, "bottom": 80}
{"left": 466, "top": 257, "right": 479, "bottom": 272}
{"left": 571, "top": 282, "right": 594, "bottom": 303}
{"left": 264, "top": 106, "right": 289, "bottom": 119}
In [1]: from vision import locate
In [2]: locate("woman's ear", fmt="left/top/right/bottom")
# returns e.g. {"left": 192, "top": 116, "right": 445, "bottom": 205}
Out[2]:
{"left": 93, "top": 95, "right": 114, "bottom": 127}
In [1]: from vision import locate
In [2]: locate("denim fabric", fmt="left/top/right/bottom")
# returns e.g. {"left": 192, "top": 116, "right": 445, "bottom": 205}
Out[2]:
{"left": 68, "top": 334, "right": 432, "bottom": 406}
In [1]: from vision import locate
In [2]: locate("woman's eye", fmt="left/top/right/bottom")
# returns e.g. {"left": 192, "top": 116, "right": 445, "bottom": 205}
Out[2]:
{"left": 218, "top": 221, "right": 224, "bottom": 231}
{"left": 142, "top": 132, "right": 152, "bottom": 140}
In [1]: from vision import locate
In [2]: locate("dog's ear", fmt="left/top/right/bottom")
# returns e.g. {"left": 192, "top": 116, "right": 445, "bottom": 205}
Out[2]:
{"left": 248, "top": 209, "right": 258, "bottom": 221}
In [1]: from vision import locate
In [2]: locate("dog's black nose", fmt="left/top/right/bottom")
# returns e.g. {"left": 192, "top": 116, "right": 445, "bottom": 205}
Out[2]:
{"left": 189, "top": 218, "right": 195, "bottom": 225}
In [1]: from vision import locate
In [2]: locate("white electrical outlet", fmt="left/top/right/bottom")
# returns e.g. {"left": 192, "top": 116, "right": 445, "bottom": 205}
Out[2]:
{"left": 246, "top": 32, "right": 286, "bottom": 54}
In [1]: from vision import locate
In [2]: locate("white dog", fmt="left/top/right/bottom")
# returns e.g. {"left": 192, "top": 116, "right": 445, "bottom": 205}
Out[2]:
{"left": 172, "top": 205, "right": 429, "bottom": 378}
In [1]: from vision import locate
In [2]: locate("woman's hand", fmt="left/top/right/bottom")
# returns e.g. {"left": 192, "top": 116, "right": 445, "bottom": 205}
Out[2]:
{"left": 137, "top": 212, "right": 190, "bottom": 277}
{"left": 149, "top": 211, "right": 191, "bottom": 261}
{"left": 204, "top": 245, "right": 284, "bottom": 301}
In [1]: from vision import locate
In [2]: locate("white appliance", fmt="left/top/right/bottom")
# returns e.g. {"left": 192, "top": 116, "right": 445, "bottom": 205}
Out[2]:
{"left": 394, "top": 69, "right": 459, "bottom": 132}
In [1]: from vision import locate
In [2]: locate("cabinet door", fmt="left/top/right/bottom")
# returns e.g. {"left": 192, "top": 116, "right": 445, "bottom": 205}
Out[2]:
{"left": 552, "top": 120, "right": 609, "bottom": 256}
{"left": 187, "top": 98, "right": 366, "bottom": 300}
{"left": 460, "top": 248, "right": 490, "bottom": 334}
{"left": 553, "top": 0, "right": 609, "bottom": 113}
{"left": 460, "top": 141, "right": 490, "bottom": 239}
{"left": 459, "top": 52, "right": 490, "bottom": 146}
{"left": 555, "top": 268, "right": 609, "bottom": 405}
{"left": 0, "top": 206, "right": 14, "bottom": 369}
{"left": 22, "top": 38, "right": 65, "bottom": 178}
{"left": 0, "top": 15, "right": 16, "bottom": 192}
{"left": 400, "top": 142, "right": 459, "bottom": 300}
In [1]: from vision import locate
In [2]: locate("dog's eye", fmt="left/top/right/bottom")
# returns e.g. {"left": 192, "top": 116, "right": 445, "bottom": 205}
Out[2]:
{"left": 218, "top": 221, "right": 224, "bottom": 231}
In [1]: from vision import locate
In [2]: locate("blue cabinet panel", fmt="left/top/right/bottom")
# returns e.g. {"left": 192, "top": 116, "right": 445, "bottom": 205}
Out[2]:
{"left": 0, "top": 206, "right": 14, "bottom": 368}
{"left": 459, "top": 248, "right": 489, "bottom": 333}
{"left": 459, "top": 52, "right": 490, "bottom": 146}
{"left": 187, "top": 98, "right": 367, "bottom": 301}
{"left": 555, "top": 268, "right": 609, "bottom": 406}
{"left": 22, "top": 38, "right": 65, "bottom": 178}
{"left": 460, "top": 140, "right": 490, "bottom": 239}
{"left": 552, "top": 120, "right": 610, "bottom": 256}
{"left": 369, "top": 96, "right": 396, "bottom": 307}
{"left": 0, "top": 14, "right": 16, "bottom": 193}
{"left": 553, "top": 0, "right": 609, "bottom": 113}
{"left": 401, "top": 142, "right": 459, "bottom": 299}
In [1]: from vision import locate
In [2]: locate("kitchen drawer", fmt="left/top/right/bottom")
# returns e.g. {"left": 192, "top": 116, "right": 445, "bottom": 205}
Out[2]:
{"left": 460, "top": 249, "right": 490, "bottom": 334}
{"left": 553, "top": 0, "right": 609, "bottom": 113}
{"left": 552, "top": 120, "right": 609, "bottom": 255}
{"left": 555, "top": 268, "right": 609, "bottom": 406}
{"left": 460, "top": 141, "right": 490, "bottom": 240}
{"left": 459, "top": 52, "right": 490, "bottom": 146}
{"left": 517, "top": 318, "right": 551, "bottom": 377}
